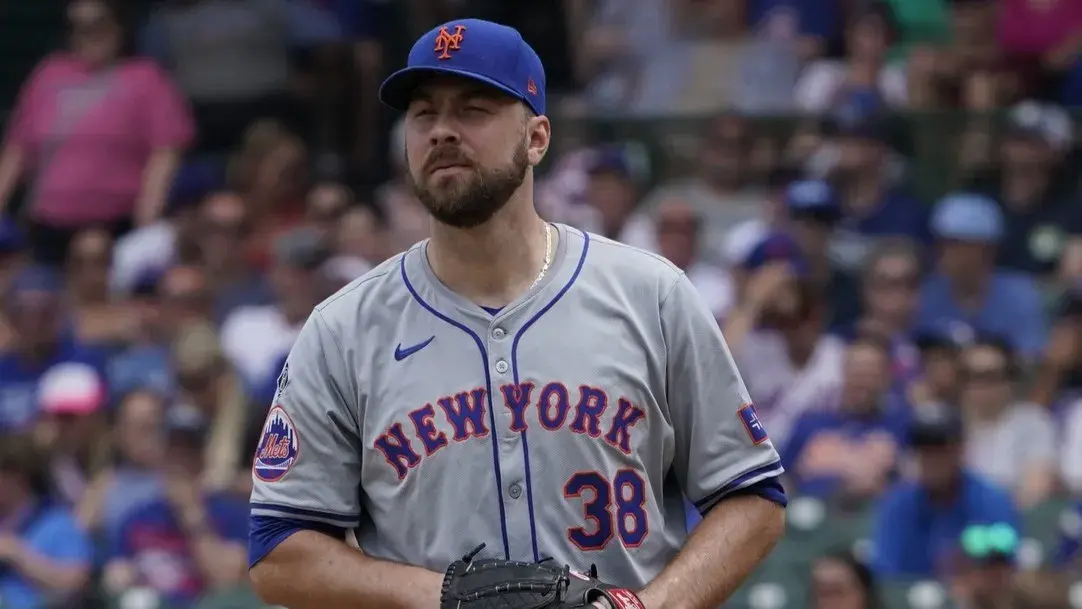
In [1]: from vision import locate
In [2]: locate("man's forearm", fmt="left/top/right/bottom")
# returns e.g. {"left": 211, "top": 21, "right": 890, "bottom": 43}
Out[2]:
{"left": 638, "top": 495, "right": 785, "bottom": 609}
{"left": 250, "top": 529, "right": 445, "bottom": 609}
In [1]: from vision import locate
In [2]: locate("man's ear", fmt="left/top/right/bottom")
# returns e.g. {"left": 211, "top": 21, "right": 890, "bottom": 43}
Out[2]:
{"left": 526, "top": 114, "right": 551, "bottom": 167}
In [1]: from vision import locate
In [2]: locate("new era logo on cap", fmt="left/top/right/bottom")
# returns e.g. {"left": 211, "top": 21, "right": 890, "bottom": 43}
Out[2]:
{"left": 379, "top": 18, "right": 547, "bottom": 116}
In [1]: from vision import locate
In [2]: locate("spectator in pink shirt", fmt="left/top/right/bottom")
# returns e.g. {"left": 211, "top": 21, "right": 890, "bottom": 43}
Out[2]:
{"left": 0, "top": 0, "right": 194, "bottom": 266}
{"left": 998, "top": 0, "right": 1082, "bottom": 60}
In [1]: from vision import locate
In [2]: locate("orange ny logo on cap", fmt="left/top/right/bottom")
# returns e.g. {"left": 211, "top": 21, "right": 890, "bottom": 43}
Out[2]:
{"left": 434, "top": 25, "right": 467, "bottom": 60}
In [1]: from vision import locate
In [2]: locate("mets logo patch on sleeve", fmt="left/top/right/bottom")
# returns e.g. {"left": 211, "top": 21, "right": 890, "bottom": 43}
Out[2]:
{"left": 738, "top": 403, "right": 769, "bottom": 445}
{"left": 254, "top": 405, "right": 300, "bottom": 482}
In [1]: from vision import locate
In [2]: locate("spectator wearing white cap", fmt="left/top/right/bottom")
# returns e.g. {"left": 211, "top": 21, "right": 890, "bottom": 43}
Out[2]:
{"left": 915, "top": 193, "right": 1048, "bottom": 360}
{"left": 968, "top": 101, "right": 1081, "bottom": 279}
{"left": 34, "top": 362, "right": 109, "bottom": 508}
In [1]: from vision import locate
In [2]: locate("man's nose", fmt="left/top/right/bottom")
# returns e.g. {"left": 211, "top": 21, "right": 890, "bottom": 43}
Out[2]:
{"left": 427, "top": 115, "right": 461, "bottom": 146}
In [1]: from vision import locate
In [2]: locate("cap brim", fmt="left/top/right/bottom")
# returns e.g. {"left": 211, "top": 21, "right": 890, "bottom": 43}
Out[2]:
{"left": 379, "top": 66, "right": 533, "bottom": 113}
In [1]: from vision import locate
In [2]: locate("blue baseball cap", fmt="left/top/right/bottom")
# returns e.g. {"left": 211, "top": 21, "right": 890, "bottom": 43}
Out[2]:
{"left": 931, "top": 193, "right": 1003, "bottom": 243}
{"left": 785, "top": 180, "right": 842, "bottom": 221}
{"left": 741, "top": 232, "right": 810, "bottom": 276}
{"left": 0, "top": 218, "right": 23, "bottom": 254}
{"left": 9, "top": 265, "right": 62, "bottom": 296}
{"left": 379, "top": 19, "right": 546, "bottom": 116}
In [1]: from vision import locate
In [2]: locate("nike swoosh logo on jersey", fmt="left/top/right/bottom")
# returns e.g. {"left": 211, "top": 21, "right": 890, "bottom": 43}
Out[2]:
{"left": 394, "top": 336, "right": 435, "bottom": 361}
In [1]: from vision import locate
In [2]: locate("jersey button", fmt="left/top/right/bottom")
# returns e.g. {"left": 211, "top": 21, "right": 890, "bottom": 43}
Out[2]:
{"left": 509, "top": 483, "right": 522, "bottom": 499}
{"left": 492, "top": 327, "right": 506, "bottom": 340}
{"left": 495, "top": 359, "right": 509, "bottom": 374}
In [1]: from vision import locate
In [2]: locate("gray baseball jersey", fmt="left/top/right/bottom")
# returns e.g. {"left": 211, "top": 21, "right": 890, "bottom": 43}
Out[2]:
{"left": 250, "top": 223, "right": 783, "bottom": 588}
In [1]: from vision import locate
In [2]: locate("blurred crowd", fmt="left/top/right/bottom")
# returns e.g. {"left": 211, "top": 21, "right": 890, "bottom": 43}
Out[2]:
{"left": 0, "top": 0, "right": 1080, "bottom": 608}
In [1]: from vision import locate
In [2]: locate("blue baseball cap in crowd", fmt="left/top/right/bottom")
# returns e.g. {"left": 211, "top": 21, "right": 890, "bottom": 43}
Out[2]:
{"left": 741, "top": 232, "right": 810, "bottom": 276}
{"left": 9, "top": 265, "right": 62, "bottom": 296}
{"left": 785, "top": 179, "right": 842, "bottom": 222}
{"left": 379, "top": 19, "right": 546, "bottom": 116}
{"left": 0, "top": 218, "right": 24, "bottom": 254}
{"left": 931, "top": 192, "right": 1004, "bottom": 243}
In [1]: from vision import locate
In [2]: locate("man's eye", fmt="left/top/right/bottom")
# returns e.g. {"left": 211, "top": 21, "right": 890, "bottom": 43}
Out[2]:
{"left": 465, "top": 106, "right": 489, "bottom": 113}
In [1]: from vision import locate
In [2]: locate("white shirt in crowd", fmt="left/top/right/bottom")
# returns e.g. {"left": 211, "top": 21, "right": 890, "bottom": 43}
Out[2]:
{"left": 1059, "top": 398, "right": 1082, "bottom": 495}
{"left": 685, "top": 262, "right": 736, "bottom": 320}
{"left": 220, "top": 305, "right": 304, "bottom": 388}
{"left": 110, "top": 221, "right": 175, "bottom": 295}
{"left": 737, "top": 332, "right": 846, "bottom": 450}
{"left": 793, "top": 60, "right": 908, "bottom": 113}
{"left": 964, "top": 402, "right": 1057, "bottom": 492}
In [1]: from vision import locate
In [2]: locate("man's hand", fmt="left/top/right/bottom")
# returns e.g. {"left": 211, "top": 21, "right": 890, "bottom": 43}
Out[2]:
{"left": 743, "top": 262, "right": 793, "bottom": 313}
{"left": 164, "top": 468, "right": 208, "bottom": 532}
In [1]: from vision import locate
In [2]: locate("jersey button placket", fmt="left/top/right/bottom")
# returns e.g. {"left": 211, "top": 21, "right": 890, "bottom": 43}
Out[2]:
{"left": 495, "top": 359, "right": 509, "bottom": 374}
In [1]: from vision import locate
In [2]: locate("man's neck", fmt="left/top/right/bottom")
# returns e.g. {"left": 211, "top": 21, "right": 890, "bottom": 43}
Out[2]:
{"left": 18, "top": 341, "right": 57, "bottom": 366}
{"left": 927, "top": 477, "right": 961, "bottom": 505}
{"left": 1001, "top": 172, "right": 1049, "bottom": 210}
{"left": 843, "top": 174, "right": 884, "bottom": 215}
{"left": 427, "top": 188, "right": 551, "bottom": 309}
{"left": 786, "top": 335, "right": 817, "bottom": 368}
{"left": 948, "top": 272, "right": 990, "bottom": 309}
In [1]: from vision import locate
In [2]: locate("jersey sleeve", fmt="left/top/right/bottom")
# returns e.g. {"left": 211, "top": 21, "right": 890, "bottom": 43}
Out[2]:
{"left": 249, "top": 310, "right": 363, "bottom": 529}
{"left": 661, "top": 273, "right": 785, "bottom": 515}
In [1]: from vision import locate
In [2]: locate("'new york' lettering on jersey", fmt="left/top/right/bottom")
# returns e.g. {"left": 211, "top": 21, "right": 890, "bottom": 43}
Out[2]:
{"left": 250, "top": 224, "right": 784, "bottom": 589}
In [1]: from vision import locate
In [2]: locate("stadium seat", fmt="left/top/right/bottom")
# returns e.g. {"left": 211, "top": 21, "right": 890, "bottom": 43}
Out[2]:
{"left": 1021, "top": 498, "right": 1074, "bottom": 568}
{"left": 881, "top": 580, "right": 956, "bottom": 609}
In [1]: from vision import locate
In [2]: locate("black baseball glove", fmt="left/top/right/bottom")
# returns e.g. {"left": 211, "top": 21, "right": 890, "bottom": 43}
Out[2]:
{"left": 440, "top": 545, "right": 647, "bottom": 609}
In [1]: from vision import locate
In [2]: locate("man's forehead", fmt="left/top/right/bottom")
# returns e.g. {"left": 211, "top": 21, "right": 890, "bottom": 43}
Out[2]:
{"left": 964, "top": 347, "right": 1004, "bottom": 368}
{"left": 410, "top": 76, "right": 515, "bottom": 105}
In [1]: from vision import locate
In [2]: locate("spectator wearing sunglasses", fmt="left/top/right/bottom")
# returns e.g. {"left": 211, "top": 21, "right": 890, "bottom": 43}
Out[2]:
{"left": 950, "top": 523, "right": 1020, "bottom": 609}
{"left": 960, "top": 337, "right": 1057, "bottom": 509}
{"left": 0, "top": 266, "right": 107, "bottom": 433}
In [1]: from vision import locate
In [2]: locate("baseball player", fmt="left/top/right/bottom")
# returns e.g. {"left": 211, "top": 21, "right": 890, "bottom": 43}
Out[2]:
{"left": 248, "top": 19, "right": 786, "bottom": 609}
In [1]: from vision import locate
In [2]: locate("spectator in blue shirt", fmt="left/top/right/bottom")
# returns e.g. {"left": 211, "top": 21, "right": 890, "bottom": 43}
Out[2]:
{"left": 748, "top": 0, "right": 841, "bottom": 59}
{"left": 827, "top": 113, "right": 930, "bottom": 274}
{"left": 783, "top": 333, "right": 908, "bottom": 501}
{"left": 103, "top": 404, "right": 248, "bottom": 608}
{"left": 916, "top": 193, "right": 1048, "bottom": 359}
{"left": 0, "top": 266, "right": 107, "bottom": 431}
{"left": 0, "top": 434, "right": 92, "bottom": 609}
{"left": 872, "top": 403, "right": 1020, "bottom": 578}
{"left": 785, "top": 179, "right": 862, "bottom": 330}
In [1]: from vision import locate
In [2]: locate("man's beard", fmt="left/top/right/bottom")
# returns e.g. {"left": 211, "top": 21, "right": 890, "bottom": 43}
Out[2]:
{"left": 408, "top": 143, "right": 529, "bottom": 229}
